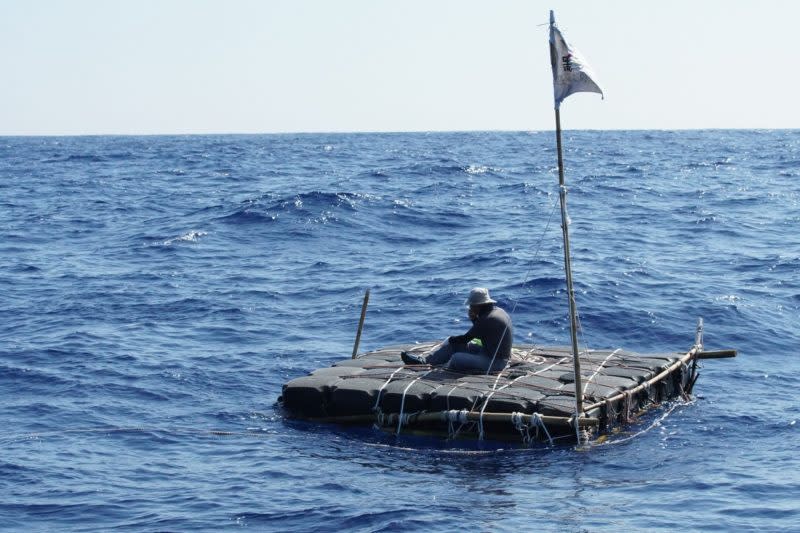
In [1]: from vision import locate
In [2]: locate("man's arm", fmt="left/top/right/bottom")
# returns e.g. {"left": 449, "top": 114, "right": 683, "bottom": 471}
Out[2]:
{"left": 449, "top": 320, "right": 482, "bottom": 345}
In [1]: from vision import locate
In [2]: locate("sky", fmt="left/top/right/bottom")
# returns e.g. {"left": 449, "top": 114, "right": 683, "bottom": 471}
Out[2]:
{"left": 1, "top": 0, "right": 798, "bottom": 136}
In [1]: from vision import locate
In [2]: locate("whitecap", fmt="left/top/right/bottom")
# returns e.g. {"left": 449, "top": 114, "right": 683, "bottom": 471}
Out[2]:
{"left": 162, "top": 230, "right": 207, "bottom": 245}
{"left": 466, "top": 164, "right": 489, "bottom": 175}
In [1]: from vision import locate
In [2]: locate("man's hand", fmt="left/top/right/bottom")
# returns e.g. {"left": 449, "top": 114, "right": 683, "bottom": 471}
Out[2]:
{"left": 448, "top": 335, "right": 468, "bottom": 345}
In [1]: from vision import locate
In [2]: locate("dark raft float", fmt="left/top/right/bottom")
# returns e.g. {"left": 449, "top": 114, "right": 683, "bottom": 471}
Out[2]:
{"left": 278, "top": 12, "right": 736, "bottom": 445}
{"left": 279, "top": 327, "right": 735, "bottom": 445}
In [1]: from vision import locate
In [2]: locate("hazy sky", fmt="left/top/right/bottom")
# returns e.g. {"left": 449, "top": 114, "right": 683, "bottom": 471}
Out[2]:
{"left": 1, "top": 0, "right": 798, "bottom": 135}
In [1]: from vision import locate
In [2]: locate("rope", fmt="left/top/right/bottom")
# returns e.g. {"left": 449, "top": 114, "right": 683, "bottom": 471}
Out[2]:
{"left": 477, "top": 370, "right": 525, "bottom": 440}
{"left": 483, "top": 196, "right": 560, "bottom": 375}
{"left": 473, "top": 355, "right": 571, "bottom": 439}
{"left": 582, "top": 348, "right": 621, "bottom": 396}
{"left": 372, "top": 366, "right": 406, "bottom": 413}
{"left": 595, "top": 401, "right": 685, "bottom": 446}
{"left": 507, "top": 194, "right": 560, "bottom": 318}
{"left": 445, "top": 384, "right": 471, "bottom": 439}
{"left": 534, "top": 356, "right": 570, "bottom": 375}
{"left": 445, "top": 409, "right": 470, "bottom": 440}
{"left": 396, "top": 370, "right": 433, "bottom": 435}
{"left": 469, "top": 354, "right": 573, "bottom": 439}
{"left": 484, "top": 326, "right": 511, "bottom": 377}
{"left": 444, "top": 383, "right": 459, "bottom": 411}
{"left": 509, "top": 412, "right": 553, "bottom": 446}
{"left": 373, "top": 411, "right": 386, "bottom": 430}
{"left": 511, "top": 412, "right": 523, "bottom": 427}
{"left": 604, "top": 397, "right": 616, "bottom": 430}
{"left": 510, "top": 412, "right": 529, "bottom": 443}
{"left": 678, "top": 367, "right": 691, "bottom": 401}
{"left": 623, "top": 391, "right": 634, "bottom": 423}
{"left": 531, "top": 412, "right": 553, "bottom": 445}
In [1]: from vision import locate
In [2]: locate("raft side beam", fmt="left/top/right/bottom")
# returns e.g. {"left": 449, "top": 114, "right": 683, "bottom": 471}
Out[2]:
{"left": 696, "top": 349, "right": 737, "bottom": 359}
{"left": 306, "top": 410, "right": 599, "bottom": 429}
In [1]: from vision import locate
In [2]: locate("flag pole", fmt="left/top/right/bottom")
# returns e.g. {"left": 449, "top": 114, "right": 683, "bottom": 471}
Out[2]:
{"left": 555, "top": 107, "right": 585, "bottom": 430}
{"left": 550, "top": 10, "right": 585, "bottom": 440}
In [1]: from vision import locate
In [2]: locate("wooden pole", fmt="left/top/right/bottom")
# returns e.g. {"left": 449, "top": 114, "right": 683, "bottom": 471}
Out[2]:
{"left": 351, "top": 288, "right": 370, "bottom": 359}
{"left": 555, "top": 107, "right": 585, "bottom": 436}
{"left": 582, "top": 347, "right": 697, "bottom": 413}
{"left": 550, "top": 12, "right": 584, "bottom": 442}
{"left": 696, "top": 349, "right": 737, "bottom": 359}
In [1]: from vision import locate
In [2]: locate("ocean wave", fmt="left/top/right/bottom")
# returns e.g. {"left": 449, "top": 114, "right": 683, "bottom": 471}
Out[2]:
{"left": 464, "top": 164, "right": 505, "bottom": 176}
{"left": 160, "top": 230, "right": 208, "bottom": 245}
{"left": 217, "top": 191, "right": 363, "bottom": 225}
{"left": 8, "top": 263, "right": 41, "bottom": 273}
{"left": 217, "top": 209, "right": 279, "bottom": 225}
{"left": 0, "top": 364, "right": 75, "bottom": 388}
{"left": 41, "top": 154, "right": 108, "bottom": 163}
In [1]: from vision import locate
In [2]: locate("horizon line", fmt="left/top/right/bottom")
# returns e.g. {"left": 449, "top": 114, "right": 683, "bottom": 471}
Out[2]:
{"left": 2, "top": 126, "right": 797, "bottom": 138}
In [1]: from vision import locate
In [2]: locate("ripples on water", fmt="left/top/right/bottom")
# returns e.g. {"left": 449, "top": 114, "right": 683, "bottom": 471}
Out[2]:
{"left": 0, "top": 130, "right": 798, "bottom": 531}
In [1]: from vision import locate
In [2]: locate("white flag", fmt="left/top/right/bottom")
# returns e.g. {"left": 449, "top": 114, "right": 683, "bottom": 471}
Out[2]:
{"left": 549, "top": 11, "right": 603, "bottom": 109}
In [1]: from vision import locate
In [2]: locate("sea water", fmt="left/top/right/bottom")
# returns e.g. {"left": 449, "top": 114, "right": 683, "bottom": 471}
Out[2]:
{"left": 1, "top": 130, "right": 798, "bottom": 531}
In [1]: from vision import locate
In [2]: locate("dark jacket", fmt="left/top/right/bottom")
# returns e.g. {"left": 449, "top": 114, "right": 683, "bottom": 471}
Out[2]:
{"left": 452, "top": 304, "right": 513, "bottom": 360}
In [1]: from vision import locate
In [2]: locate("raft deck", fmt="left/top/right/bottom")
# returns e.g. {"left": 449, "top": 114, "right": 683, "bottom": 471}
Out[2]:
{"left": 280, "top": 342, "right": 695, "bottom": 443}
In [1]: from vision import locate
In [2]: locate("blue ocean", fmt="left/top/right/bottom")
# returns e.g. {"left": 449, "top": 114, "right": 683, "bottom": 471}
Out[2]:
{"left": 1, "top": 130, "right": 798, "bottom": 532}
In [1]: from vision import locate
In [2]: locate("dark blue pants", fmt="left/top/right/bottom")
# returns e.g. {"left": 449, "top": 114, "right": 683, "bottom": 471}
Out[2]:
{"left": 425, "top": 339, "right": 507, "bottom": 373}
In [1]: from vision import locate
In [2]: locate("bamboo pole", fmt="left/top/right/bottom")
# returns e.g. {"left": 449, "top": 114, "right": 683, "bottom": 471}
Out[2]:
{"left": 550, "top": 11, "right": 584, "bottom": 441}
{"left": 696, "top": 349, "right": 737, "bottom": 359}
{"left": 555, "top": 105, "right": 585, "bottom": 432}
{"left": 351, "top": 288, "right": 370, "bottom": 359}
{"left": 308, "top": 410, "right": 599, "bottom": 429}
{"left": 582, "top": 348, "right": 697, "bottom": 414}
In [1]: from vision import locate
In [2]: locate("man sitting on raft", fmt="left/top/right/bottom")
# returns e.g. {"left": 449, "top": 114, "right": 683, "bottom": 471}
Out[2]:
{"left": 401, "top": 287, "right": 513, "bottom": 373}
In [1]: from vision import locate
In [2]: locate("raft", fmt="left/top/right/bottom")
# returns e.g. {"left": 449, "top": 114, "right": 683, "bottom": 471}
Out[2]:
{"left": 279, "top": 340, "right": 729, "bottom": 444}
{"left": 280, "top": 13, "right": 739, "bottom": 445}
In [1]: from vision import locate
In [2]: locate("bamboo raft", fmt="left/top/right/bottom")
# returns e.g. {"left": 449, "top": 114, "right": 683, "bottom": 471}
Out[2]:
{"left": 279, "top": 336, "right": 735, "bottom": 444}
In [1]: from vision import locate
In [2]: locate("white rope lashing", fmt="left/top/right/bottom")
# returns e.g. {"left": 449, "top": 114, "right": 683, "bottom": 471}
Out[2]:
{"left": 510, "top": 412, "right": 553, "bottom": 446}
{"left": 396, "top": 370, "right": 433, "bottom": 435}
{"left": 582, "top": 348, "right": 621, "bottom": 396}
{"left": 372, "top": 366, "right": 406, "bottom": 413}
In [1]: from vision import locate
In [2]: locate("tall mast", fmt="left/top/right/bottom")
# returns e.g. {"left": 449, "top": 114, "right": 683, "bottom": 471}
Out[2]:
{"left": 554, "top": 106, "right": 584, "bottom": 426}
{"left": 549, "top": 9, "right": 602, "bottom": 438}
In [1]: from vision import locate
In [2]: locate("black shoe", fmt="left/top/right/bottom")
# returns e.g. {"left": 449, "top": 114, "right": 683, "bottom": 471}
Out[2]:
{"left": 401, "top": 351, "right": 424, "bottom": 365}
